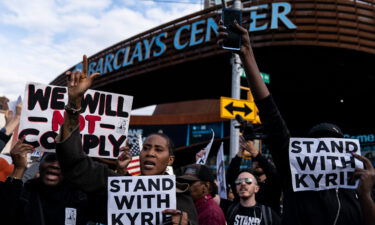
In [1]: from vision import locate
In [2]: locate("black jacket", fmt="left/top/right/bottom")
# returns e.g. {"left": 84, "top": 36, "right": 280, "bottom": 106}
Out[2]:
{"left": 257, "top": 95, "right": 362, "bottom": 225}
{"left": 1, "top": 177, "right": 91, "bottom": 225}
{"left": 56, "top": 126, "right": 198, "bottom": 225}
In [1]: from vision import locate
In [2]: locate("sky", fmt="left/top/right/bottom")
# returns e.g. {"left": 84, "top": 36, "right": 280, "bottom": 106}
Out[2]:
{"left": 0, "top": 0, "right": 202, "bottom": 110}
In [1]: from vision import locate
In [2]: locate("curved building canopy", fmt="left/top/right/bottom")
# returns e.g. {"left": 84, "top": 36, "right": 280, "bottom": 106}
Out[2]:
{"left": 51, "top": 0, "right": 375, "bottom": 137}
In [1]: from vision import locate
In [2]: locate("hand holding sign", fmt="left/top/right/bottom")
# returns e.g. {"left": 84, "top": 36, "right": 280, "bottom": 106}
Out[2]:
{"left": 162, "top": 209, "right": 188, "bottom": 225}
{"left": 66, "top": 55, "right": 100, "bottom": 107}
{"left": 352, "top": 153, "right": 375, "bottom": 196}
{"left": 116, "top": 140, "right": 132, "bottom": 175}
{"left": 10, "top": 137, "right": 34, "bottom": 177}
{"left": 239, "top": 135, "right": 258, "bottom": 158}
{"left": 2, "top": 102, "right": 22, "bottom": 136}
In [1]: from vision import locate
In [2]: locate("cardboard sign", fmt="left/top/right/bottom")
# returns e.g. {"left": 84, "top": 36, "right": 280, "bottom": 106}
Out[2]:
{"left": 19, "top": 82, "right": 133, "bottom": 159}
{"left": 108, "top": 175, "right": 176, "bottom": 225}
{"left": 289, "top": 138, "right": 363, "bottom": 192}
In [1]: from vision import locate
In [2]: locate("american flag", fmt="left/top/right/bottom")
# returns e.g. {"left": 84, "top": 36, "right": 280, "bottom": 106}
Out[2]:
{"left": 127, "top": 135, "right": 142, "bottom": 176}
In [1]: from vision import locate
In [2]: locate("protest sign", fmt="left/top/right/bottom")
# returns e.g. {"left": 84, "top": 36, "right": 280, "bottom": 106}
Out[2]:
{"left": 196, "top": 129, "right": 214, "bottom": 164}
{"left": 18, "top": 82, "right": 133, "bottom": 159}
{"left": 289, "top": 138, "right": 363, "bottom": 192}
{"left": 108, "top": 175, "right": 176, "bottom": 225}
{"left": 216, "top": 142, "right": 227, "bottom": 199}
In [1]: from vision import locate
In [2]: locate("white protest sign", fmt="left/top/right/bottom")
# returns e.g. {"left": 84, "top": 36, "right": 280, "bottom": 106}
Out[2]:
{"left": 108, "top": 175, "right": 176, "bottom": 225}
{"left": 19, "top": 82, "right": 133, "bottom": 159}
{"left": 216, "top": 142, "right": 227, "bottom": 199}
{"left": 289, "top": 138, "right": 363, "bottom": 192}
{"left": 196, "top": 129, "right": 215, "bottom": 165}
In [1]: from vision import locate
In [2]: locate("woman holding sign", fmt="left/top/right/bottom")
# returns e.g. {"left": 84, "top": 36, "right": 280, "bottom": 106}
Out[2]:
{"left": 55, "top": 56, "right": 198, "bottom": 225}
{"left": 218, "top": 21, "right": 364, "bottom": 225}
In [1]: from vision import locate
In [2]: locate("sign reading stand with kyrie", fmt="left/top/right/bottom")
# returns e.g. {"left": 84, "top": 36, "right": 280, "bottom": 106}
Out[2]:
{"left": 289, "top": 138, "right": 363, "bottom": 192}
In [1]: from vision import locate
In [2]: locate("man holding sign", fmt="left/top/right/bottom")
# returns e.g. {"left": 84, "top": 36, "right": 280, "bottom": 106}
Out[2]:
{"left": 218, "top": 22, "right": 365, "bottom": 225}
{"left": 56, "top": 56, "right": 197, "bottom": 225}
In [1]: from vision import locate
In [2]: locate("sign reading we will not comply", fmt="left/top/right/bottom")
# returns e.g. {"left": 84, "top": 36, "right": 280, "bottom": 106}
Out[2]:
{"left": 18, "top": 82, "right": 133, "bottom": 159}
{"left": 289, "top": 138, "right": 363, "bottom": 192}
{"left": 108, "top": 175, "right": 176, "bottom": 225}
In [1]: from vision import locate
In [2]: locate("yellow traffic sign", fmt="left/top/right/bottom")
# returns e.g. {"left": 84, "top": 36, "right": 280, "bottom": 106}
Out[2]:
{"left": 220, "top": 97, "right": 256, "bottom": 121}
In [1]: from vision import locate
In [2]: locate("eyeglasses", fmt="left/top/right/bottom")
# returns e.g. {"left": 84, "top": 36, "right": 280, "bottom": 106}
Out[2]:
{"left": 235, "top": 178, "right": 253, "bottom": 185}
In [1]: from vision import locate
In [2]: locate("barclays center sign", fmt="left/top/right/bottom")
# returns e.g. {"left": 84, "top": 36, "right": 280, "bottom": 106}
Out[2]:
{"left": 74, "top": 2, "right": 296, "bottom": 76}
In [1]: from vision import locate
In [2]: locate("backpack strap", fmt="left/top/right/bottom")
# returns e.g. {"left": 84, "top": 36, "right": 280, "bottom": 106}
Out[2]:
{"left": 267, "top": 206, "right": 273, "bottom": 224}
{"left": 260, "top": 205, "right": 273, "bottom": 225}
{"left": 261, "top": 205, "right": 268, "bottom": 225}
{"left": 227, "top": 202, "right": 240, "bottom": 223}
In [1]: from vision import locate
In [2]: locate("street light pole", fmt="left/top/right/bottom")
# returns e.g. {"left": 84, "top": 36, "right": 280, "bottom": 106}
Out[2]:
{"left": 229, "top": 0, "right": 242, "bottom": 160}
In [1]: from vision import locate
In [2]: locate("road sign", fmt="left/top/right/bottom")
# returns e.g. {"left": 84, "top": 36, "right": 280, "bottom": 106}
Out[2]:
{"left": 260, "top": 72, "right": 270, "bottom": 84}
{"left": 220, "top": 97, "right": 256, "bottom": 121}
{"left": 240, "top": 68, "right": 270, "bottom": 84}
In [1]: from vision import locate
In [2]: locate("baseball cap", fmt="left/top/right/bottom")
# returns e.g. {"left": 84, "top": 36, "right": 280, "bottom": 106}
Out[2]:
{"left": 308, "top": 123, "right": 344, "bottom": 138}
{"left": 178, "top": 164, "right": 214, "bottom": 183}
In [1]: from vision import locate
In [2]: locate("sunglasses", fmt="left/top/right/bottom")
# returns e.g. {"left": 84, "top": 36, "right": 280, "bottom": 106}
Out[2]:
{"left": 235, "top": 178, "right": 253, "bottom": 185}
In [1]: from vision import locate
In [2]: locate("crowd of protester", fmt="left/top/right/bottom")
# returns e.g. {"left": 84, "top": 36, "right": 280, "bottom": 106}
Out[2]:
{"left": 0, "top": 21, "right": 375, "bottom": 225}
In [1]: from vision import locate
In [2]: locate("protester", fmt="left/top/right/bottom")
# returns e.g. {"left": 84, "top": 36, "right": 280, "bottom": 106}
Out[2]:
{"left": 227, "top": 134, "right": 282, "bottom": 215}
{"left": 218, "top": 20, "right": 363, "bottom": 225}
{"left": 194, "top": 149, "right": 233, "bottom": 214}
{"left": 353, "top": 153, "right": 375, "bottom": 225}
{"left": 0, "top": 138, "right": 94, "bottom": 225}
{"left": 0, "top": 103, "right": 21, "bottom": 152}
{"left": 226, "top": 170, "right": 281, "bottom": 225}
{"left": 178, "top": 164, "right": 226, "bottom": 225}
{"left": 55, "top": 56, "right": 198, "bottom": 225}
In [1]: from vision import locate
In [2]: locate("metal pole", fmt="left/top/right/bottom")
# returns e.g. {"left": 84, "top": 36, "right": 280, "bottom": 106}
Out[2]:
{"left": 229, "top": 0, "right": 243, "bottom": 159}
{"left": 230, "top": 53, "right": 242, "bottom": 159}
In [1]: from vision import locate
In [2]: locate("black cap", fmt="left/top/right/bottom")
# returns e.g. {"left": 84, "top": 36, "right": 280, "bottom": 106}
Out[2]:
{"left": 308, "top": 123, "right": 344, "bottom": 138}
{"left": 178, "top": 164, "right": 214, "bottom": 183}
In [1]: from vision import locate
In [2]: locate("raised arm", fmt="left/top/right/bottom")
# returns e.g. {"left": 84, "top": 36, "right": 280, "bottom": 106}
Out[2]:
{"left": 218, "top": 22, "right": 291, "bottom": 181}
{"left": 9, "top": 137, "right": 35, "bottom": 180}
{"left": 57, "top": 56, "right": 134, "bottom": 194}
{"left": 226, "top": 149, "right": 243, "bottom": 198}
{"left": 61, "top": 55, "right": 99, "bottom": 140}
{"left": 1, "top": 104, "right": 22, "bottom": 152}
{"left": 55, "top": 55, "right": 113, "bottom": 193}
{"left": 218, "top": 21, "right": 269, "bottom": 100}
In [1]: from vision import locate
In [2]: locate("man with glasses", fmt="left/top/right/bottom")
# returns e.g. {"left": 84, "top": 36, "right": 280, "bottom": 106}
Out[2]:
{"left": 226, "top": 170, "right": 281, "bottom": 225}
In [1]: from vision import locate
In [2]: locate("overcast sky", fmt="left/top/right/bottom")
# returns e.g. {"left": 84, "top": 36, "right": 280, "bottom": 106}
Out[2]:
{"left": 0, "top": 0, "right": 201, "bottom": 103}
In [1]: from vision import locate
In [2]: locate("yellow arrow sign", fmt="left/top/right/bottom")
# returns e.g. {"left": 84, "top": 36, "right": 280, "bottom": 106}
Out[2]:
{"left": 220, "top": 97, "right": 256, "bottom": 121}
